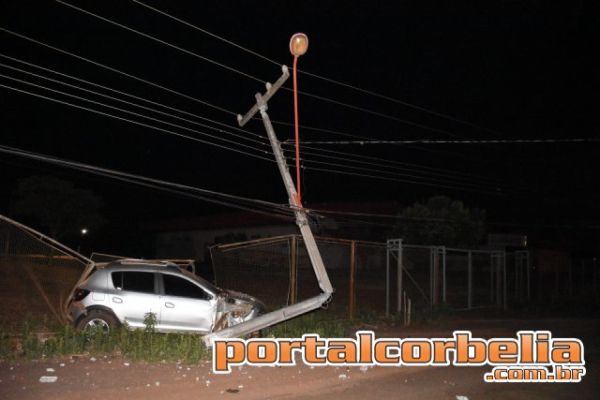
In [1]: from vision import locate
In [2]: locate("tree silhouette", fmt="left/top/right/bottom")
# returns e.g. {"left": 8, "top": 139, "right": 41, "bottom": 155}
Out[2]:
{"left": 395, "top": 196, "right": 485, "bottom": 247}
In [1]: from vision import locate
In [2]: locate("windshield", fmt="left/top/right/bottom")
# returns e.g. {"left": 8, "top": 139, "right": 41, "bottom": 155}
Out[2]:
{"left": 178, "top": 268, "right": 224, "bottom": 296}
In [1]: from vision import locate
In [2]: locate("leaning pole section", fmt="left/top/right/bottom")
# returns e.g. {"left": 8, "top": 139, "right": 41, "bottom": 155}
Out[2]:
{"left": 202, "top": 65, "right": 334, "bottom": 345}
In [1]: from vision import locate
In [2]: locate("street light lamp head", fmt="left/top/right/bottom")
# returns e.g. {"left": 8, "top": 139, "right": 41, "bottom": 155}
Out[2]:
{"left": 289, "top": 33, "right": 309, "bottom": 57}
{"left": 81, "top": 228, "right": 88, "bottom": 235}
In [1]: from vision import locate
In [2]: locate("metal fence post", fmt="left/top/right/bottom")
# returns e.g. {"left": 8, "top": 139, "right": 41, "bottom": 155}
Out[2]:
{"left": 467, "top": 250, "right": 472, "bottom": 309}
{"left": 442, "top": 246, "right": 447, "bottom": 303}
{"left": 349, "top": 240, "right": 356, "bottom": 319}
{"left": 289, "top": 235, "right": 298, "bottom": 305}
{"left": 593, "top": 258, "right": 599, "bottom": 302}
{"left": 429, "top": 247, "right": 434, "bottom": 308}
{"left": 397, "top": 239, "right": 403, "bottom": 313}
{"left": 503, "top": 252, "right": 507, "bottom": 310}
{"left": 497, "top": 253, "right": 503, "bottom": 307}
{"left": 386, "top": 240, "right": 390, "bottom": 317}
{"left": 490, "top": 253, "right": 495, "bottom": 304}
{"left": 526, "top": 251, "right": 531, "bottom": 301}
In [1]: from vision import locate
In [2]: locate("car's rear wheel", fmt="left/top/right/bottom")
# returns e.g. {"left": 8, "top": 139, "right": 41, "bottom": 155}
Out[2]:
{"left": 76, "top": 310, "right": 119, "bottom": 333}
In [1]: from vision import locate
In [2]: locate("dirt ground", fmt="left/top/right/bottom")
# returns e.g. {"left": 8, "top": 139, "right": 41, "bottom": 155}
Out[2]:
{"left": 1, "top": 318, "right": 598, "bottom": 400}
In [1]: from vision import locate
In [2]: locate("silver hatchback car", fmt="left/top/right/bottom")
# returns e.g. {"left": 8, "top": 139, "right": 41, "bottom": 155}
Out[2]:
{"left": 68, "top": 260, "right": 265, "bottom": 334}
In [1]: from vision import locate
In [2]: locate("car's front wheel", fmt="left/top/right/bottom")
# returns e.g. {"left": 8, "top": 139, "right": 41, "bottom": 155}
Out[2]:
{"left": 76, "top": 309, "right": 119, "bottom": 333}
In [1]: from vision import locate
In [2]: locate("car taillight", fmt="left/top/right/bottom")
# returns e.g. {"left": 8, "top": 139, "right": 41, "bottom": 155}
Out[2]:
{"left": 72, "top": 288, "right": 90, "bottom": 301}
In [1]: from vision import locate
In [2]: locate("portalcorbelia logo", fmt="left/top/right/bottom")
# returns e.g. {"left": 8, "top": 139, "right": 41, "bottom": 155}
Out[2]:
{"left": 213, "top": 330, "right": 585, "bottom": 382}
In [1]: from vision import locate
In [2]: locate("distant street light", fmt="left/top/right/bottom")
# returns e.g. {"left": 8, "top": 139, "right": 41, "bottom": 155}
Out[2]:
{"left": 78, "top": 228, "right": 88, "bottom": 253}
{"left": 289, "top": 33, "right": 309, "bottom": 206}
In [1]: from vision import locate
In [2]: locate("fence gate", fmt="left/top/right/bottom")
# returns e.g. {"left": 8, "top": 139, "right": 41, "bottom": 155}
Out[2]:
{"left": 386, "top": 239, "right": 525, "bottom": 315}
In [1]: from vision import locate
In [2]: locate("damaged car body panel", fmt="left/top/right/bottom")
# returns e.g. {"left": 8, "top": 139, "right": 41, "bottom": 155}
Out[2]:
{"left": 68, "top": 260, "right": 265, "bottom": 334}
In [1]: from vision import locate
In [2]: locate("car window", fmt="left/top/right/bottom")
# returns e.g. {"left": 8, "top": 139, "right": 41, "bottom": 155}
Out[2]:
{"left": 111, "top": 271, "right": 155, "bottom": 294}
{"left": 162, "top": 274, "right": 211, "bottom": 300}
{"left": 179, "top": 268, "right": 223, "bottom": 295}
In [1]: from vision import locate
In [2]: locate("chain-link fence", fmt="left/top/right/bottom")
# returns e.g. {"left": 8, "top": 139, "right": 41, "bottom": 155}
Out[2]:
{"left": 210, "top": 235, "right": 387, "bottom": 318}
{"left": 210, "top": 235, "right": 536, "bottom": 320}
{"left": 0, "top": 215, "right": 91, "bottom": 331}
{"left": 386, "top": 240, "right": 532, "bottom": 315}
{"left": 196, "top": 234, "right": 600, "bottom": 321}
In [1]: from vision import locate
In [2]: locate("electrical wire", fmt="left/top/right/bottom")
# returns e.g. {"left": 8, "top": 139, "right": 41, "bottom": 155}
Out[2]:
{"left": 0, "top": 27, "right": 474, "bottom": 164}
{"left": 0, "top": 53, "right": 267, "bottom": 140}
{"left": 0, "top": 66, "right": 510, "bottom": 193}
{"left": 309, "top": 208, "right": 600, "bottom": 230}
{"left": 130, "top": 0, "right": 498, "bottom": 136}
{"left": 0, "top": 55, "right": 509, "bottom": 190}
{"left": 0, "top": 81, "right": 274, "bottom": 162}
{"left": 284, "top": 143, "right": 508, "bottom": 184}
{"left": 0, "top": 27, "right": 236, "bottom": 117}
{"left": 3, "top": 144, "right": 592, "bottom": 231}
{"left": 0, "top": 73, "right": 272, "bottom": 157}
{"left": 103, "top": 0, "right": 555, "bottom": 171}
{"left": 0, "top": 58, "right": 270, "bottom": 147}
{"left": 0, "top": 69, "right": 517, "bottom": 195}
{"left": 271, "top": 120, "right": 371, "bottom": 141}
{"left": 0, "top": 80, "right": 510, "bottom": 196}
{"left": 55, "top": 0, "right": 468, "bottom": 139}
{"left": 291, "top": 138, "right": 600, "bottom": 145}
{"left": 56, "top": 0, "right": 264, "bottom": 83}
{"left": 271, "top": 120, "right": 469, "bottom": 158}
{"left": 0, "top": 29, "right": 524, "bottom": 194}
{"left": 0, "top": 144, "right": 294, "bottom": 218}
{"left": 300, "top": 165, "right": 505, "bottom": 195}
{"left": 285, "top": 152, "right": 510, "bottom": 192}
{"left": 281, "top": 147, "right": 508, "bottom": 187}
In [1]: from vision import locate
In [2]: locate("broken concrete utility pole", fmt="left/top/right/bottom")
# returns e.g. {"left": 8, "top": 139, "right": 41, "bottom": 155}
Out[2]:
{"left": 202, "top": 64, "right": 334, "bottom": 345}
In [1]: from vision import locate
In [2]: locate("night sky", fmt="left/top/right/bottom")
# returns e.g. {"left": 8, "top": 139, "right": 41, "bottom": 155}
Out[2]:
{"left": 0, "top": 1, "right": 597, "bottom": 254}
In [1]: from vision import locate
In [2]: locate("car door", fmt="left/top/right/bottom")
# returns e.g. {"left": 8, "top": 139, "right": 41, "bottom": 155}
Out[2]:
{"left": 109, "top": 271, "right": 161, "bottom": 328}
{"left": 158, "top": 273, "right": 217, "bottom": 333}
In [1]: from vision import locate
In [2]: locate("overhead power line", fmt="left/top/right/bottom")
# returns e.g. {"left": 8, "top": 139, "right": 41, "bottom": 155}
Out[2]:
{"left": 0, "top": 27, "right": 476, "bottom": 165}
{"left": 0, "top": 27, "right": 237, "bottom": 117}
{"left": 0, "top": 28, "right": 520, "bottom": 194}
{"left": 284, "top": 151, "right": 511, "bottom": 192}
{"left": 0, "top": 28, "right": 372, "bottom": 148}
{"left": 55, "top": 0, "right": 466, "bottom": 139}
{"left": 0, "top": 53, "right": 265, "bottom": 139}
{"left": 0, "top": 144, "right": 293, "bottom": 218}
{"left": 300, "top": 165, "right": 505, "bottom": 196}
{"left": 0, "top": 65, "right": 503, "bottom": 192}
{"left": 281, "top": 147, "right": 506, "bottom": 185}
{"left": 0, "top": 52, "right": 510, "bottom": 190}
{"left": 293, "top": 144, "right": 505, "bottom": 183}
{"left": 0, "top": 57, "right": 270, "bottom": 147}
{"left": 286, "top": 138, "right": 600, "bottom": 145}
{"left": 1, "top": 77, "right": 508, "bottom": 196}
{"left": 130, "top": 0, "right": 498, "bottom": 136}
{"left": 0, "top": 81, "right": 274, "bottom": 162}
{"left": 0, "top": 73, "right": 272, "bottom": 156}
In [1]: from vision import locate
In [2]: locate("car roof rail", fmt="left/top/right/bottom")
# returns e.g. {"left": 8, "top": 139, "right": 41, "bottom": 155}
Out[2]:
{"left": 112, "top": 259, "right": 176, "bottom": 267}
